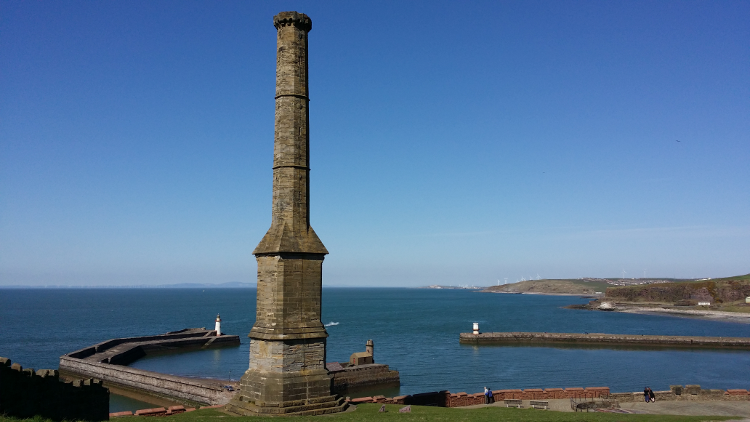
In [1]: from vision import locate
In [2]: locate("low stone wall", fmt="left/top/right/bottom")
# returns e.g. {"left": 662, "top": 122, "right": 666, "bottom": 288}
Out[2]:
{"left": 460, "top": 332, "right": 750, "bottom": 349}
{"left": 109, "top": 404, "right": 224, "bottom": 418}
{"left": 613, "top": 385, "right": 748, "bottom": 402}
{"left": 329, "top": 363, "right": 400, "bottom": 394}
{"left": 349, "top": 386, "right": 610, "bottom": 407}
{"left": 351, "top": 384, "right": 750, "bottom": 408}
{"left": 0, "top": 357, "right": 108, "bottom": 421}
{"left": 349, "top": 391, "right": 447, "bottom": 407}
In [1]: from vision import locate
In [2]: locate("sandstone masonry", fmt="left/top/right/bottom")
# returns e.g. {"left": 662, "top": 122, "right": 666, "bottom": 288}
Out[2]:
{"left": 225, "top": 11, "right": 345, "bottom": 417}
{"left": 328, "top": 363, "right": 400, "bottom": 395}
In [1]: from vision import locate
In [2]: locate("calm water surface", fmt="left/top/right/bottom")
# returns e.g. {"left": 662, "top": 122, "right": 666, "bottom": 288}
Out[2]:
{"left": 2, "top": 288, "right": 749, "bottom": 409}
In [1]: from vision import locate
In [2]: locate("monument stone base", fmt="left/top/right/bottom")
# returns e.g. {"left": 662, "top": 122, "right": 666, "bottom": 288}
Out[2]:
{"left": 225, "top": 394, "right": 347, "bottom": 416}
{"left": 224, "top": 338, "right": 347, "bottom": 416}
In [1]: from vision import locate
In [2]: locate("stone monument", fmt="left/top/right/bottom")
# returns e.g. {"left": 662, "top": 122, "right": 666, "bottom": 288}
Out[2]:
{"left": 225, "top": 11, "right": 345, "bottom": 416}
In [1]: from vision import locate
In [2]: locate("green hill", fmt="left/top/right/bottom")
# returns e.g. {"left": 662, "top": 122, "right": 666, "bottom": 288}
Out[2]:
{"left": 484, "top": 279, "right": 610, "bottom": 295}
{"left": 604, "top": 274, "right": 750, "bottom": 308}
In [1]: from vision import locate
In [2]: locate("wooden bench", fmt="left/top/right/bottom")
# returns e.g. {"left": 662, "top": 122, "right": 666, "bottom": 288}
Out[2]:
{"left": 504, "top": 399, "right": 522, "bottom": 408}
{"left": 530, "top": 400, "right": 549, "bottom": 410}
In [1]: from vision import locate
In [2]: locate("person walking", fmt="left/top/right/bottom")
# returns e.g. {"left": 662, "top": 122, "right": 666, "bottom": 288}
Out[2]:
{"left": 643, "top": 387, "right": 650, "bottom": 403}
{"left": 648, "top": 387, "right": 655, "bottom": 402}
{"left": 484, "top": 386, "right": 489, "bottom": 404}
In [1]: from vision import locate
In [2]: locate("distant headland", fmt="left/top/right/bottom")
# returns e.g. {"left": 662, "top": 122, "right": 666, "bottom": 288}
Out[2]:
{"left": 480, "top": 273, "right": 750, "bottom": 322}
{"left": 575, "top": 273, "right": 750, "bottom": 322}
{"left": 482, "top": 277, "right": 702, "bottom": 296}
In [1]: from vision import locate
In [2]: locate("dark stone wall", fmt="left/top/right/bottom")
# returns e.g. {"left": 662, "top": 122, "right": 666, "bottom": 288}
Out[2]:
{"left": 330, "top": 364, "right": 400, "bottom": 394}
{"left": 0, "top": 357, "right": 109, "bottom": 421}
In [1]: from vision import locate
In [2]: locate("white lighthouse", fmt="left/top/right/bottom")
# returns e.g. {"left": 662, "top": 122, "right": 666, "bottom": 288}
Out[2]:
{"left": 215, "top": 314, "right": 221, "bottom": 336}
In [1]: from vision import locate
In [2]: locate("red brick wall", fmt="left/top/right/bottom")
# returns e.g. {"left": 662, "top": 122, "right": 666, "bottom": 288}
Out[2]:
{"left": 349, "top": 386, "right": 612, "bottom": 408}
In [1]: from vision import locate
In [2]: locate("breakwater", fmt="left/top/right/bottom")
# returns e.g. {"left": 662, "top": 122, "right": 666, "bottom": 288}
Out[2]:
{"left": 59, "top": 328, "right": 240, "bottom": 406}
{"left": 459, "top": 332, "right": 750, "bottom": 349}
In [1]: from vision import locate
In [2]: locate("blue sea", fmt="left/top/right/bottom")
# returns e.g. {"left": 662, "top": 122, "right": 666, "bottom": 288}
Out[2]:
{"left": 2, "top": 288, "right": 749, "bottom": 411}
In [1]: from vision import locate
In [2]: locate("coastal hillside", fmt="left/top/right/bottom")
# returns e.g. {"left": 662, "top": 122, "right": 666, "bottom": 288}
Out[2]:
{"left": 483, "top": 279, "right": 609, "bottom": 295}
{"left": 605, "top": 274, "right": 750, "bottom": 305}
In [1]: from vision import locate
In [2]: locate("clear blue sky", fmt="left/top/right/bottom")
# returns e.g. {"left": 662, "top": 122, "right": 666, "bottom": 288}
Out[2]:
{"left": 2, "top": 1, "right": 748, "bottom": 287}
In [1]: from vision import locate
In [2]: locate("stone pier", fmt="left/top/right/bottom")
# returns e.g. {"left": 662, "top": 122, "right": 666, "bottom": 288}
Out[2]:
{"left": 459, "top": 332, "right": 750, "bottom": 349}
{"left": 225, "top": 11, "right": 345, "bottom": 416}
{"left": 59, "top": 328, "right": 240, "bottom": 406}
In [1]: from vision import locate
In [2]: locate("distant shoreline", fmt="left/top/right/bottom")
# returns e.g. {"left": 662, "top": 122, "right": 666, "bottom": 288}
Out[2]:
{"left": 565, "top": 300, "right": 750, "bottom": 324}
{"left": 486, "top": 291, "right": 598, "bottom": 297}
{"left": 613, "top": 305, "right": 750, "bottom": 324}
{"left": 487, "top": 290, "right": 750, "bottom": 324}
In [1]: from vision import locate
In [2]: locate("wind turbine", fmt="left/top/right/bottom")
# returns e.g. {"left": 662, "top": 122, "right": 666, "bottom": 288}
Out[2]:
{"left": 622, "top": 269, "right": 627, "bottom": 279}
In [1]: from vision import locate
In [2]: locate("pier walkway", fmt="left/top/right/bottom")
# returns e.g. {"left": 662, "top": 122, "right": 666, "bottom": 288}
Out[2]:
{"left": 460, "top": 331, "right": 750, "bottom": 349}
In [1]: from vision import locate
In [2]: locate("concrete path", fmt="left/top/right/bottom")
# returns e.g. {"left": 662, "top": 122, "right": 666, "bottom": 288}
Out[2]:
{"left": 459, "top": 398, "right": 750, "bottom": 419}
{"left": 620, "top": 400, "right": 750, "bottom": 418}
{"left": 459, "top": 399, "right": 574, "bottom": 412}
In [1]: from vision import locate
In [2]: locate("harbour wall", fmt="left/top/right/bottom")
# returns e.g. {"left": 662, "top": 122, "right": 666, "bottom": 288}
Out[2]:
{"left": 59, "top": 328, "right": 240, "bottom": 406}
{"left": 460, "top": 331, "right": 750, "bottom": 349}
{"left": 60, "top": 328, "right": 400, "bottom": 406}
{"left": 59, "top": 357, "right": 229, "bottom": 406}
{"left": 0, "top": 357, "right": 108, "bottom": 421}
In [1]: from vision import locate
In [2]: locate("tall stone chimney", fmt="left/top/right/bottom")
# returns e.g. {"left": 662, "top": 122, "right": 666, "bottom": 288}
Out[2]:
{"left": 226, "top": 12, "right": 345, "bottom": 416}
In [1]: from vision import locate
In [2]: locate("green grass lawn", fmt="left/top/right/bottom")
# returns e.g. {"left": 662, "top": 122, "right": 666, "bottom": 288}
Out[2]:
{"left": 154, "top": 404, "right": 738, "bottom": 421}
{"left": 3, "top": 403, "right": 735, "bottom": 422}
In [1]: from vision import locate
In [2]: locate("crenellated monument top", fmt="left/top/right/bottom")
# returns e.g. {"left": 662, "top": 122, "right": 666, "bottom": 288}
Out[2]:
{"left": 273, "top": 11, "right": 312, "bottom": 32}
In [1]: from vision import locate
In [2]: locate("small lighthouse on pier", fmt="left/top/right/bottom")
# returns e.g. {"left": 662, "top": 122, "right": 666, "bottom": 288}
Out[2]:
{"left": 215, "top": 314, "right": 221, "bottom": 336}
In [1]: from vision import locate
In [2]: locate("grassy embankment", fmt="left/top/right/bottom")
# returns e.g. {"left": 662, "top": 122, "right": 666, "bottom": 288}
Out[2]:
{"left": 484, "top": 274, "right": 750, "bottom": 313}
{"left": 605, "top": 274, "right": 750, "bottom": 313}
{"left": 484, "top": 279, "right": 611, "bottom": 295}
{"left": 0, "top": 404, "right": 737, "bottom": 422}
